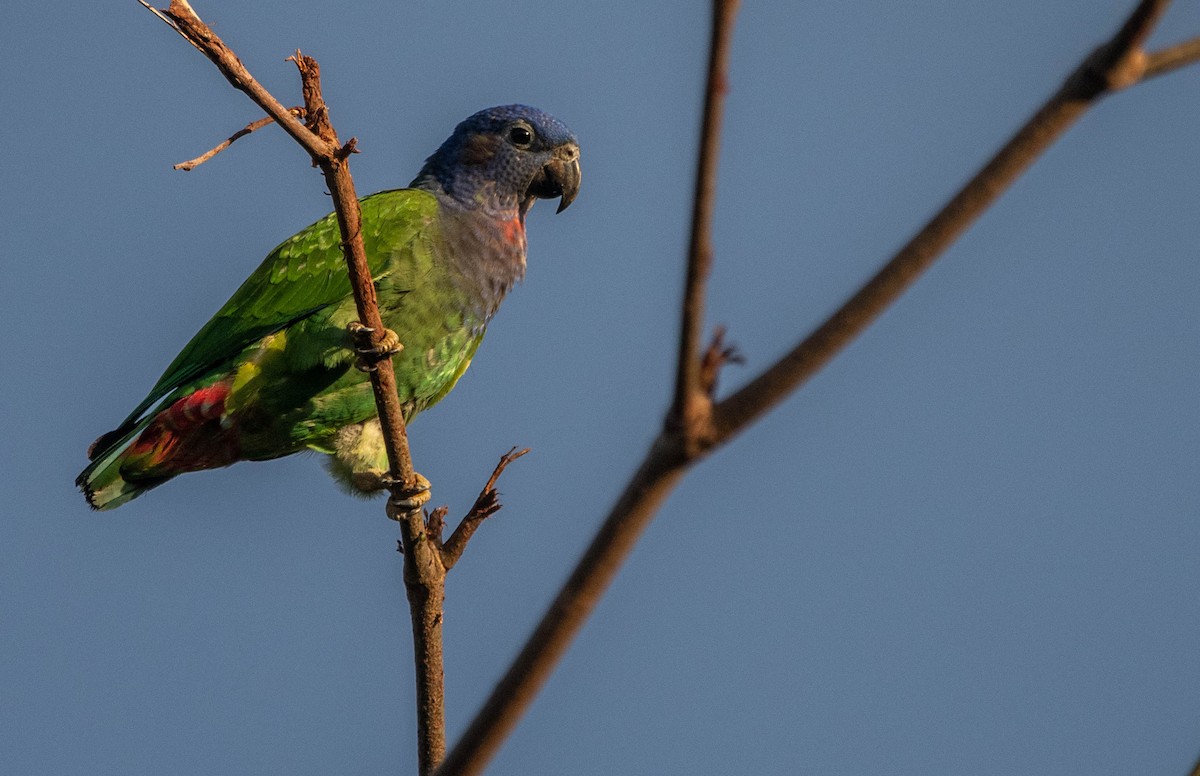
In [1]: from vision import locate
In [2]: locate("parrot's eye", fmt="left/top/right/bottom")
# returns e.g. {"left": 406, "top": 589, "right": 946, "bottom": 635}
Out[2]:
{"left": 508, "top": 124, "right": 534, "bottom": 148}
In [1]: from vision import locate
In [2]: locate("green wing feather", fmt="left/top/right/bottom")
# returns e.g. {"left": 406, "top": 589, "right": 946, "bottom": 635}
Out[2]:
{"left": 116, "top": 189, "right": 438, "bottom": 430}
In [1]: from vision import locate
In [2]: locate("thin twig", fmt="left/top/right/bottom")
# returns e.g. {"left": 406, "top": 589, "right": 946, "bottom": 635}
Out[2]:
{"left": 174, "top": 108, "right": 305, "bottom": 170}
{"left": 441, "top": 447, "right": 529, "bottom": 570}
{"left": 435, "top": 3, "right": 1187, "bottom": 775}
{"left": 671, "top": 0, "right": 740, "bottom": 453}
{"left": 1145, "top": 35, "right": 1200, "bottom": 80}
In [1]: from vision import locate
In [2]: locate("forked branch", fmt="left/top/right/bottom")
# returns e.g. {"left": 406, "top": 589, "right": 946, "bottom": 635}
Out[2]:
{"left": 435, "top": 2, "right": 1197, "bottom": 775}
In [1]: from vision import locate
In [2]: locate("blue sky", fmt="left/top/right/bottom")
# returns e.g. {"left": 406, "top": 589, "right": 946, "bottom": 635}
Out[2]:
{"left": 4, "top": 2, "right": 1200, "bottom": 774}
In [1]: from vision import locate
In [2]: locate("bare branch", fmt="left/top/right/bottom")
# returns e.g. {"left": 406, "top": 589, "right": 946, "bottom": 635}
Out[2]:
{"left": 173, "top": 107, "right": 305, "bottom": 170}
{"left": 436, "top": 3, "right": 1192, "bottom": 775}
{"left": 671, "top": 0, "right": 740, "bottom": 451}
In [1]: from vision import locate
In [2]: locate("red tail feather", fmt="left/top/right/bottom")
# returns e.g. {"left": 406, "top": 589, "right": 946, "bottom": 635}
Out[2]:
{"left": 124, "top": 382, "right": 241, "bottom": 477}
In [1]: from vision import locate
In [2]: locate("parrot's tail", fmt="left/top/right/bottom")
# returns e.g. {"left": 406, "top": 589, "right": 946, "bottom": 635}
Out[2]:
{"left": 76, "top": 420, "right": 170, "bottom": 510}
{"left": 77, "top": 381, "right": 241, "bottom": 510}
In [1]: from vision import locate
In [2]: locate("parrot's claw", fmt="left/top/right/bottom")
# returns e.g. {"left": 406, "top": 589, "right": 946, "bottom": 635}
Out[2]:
{"left": 348, "top": 322, "right": 403, "bottom": 372}
{"left": 385, "top": 472, "right": 432, "bottom": 518}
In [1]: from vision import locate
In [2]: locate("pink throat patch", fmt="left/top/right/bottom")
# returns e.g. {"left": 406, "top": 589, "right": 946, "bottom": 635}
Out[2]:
{"left": 500, "top": 217, "right": 525, "bottom": 246}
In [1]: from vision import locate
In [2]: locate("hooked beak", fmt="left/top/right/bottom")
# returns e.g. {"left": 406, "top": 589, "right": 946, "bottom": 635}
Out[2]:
{"left": 525, "top": 143, "right": 581, "bottom": 214}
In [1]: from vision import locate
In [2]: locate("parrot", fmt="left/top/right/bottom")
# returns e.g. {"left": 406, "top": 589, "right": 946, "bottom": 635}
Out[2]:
{"left": 77, "top": 104, "right": 580, "bottom": 510}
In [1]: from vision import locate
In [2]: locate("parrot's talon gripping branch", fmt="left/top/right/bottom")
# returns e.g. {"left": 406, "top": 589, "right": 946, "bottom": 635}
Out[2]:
{"left": 348, "top": 321, "right": 403, "bottom": 372}
{"left": 385, "top": 472, "right": 433, "bottom": 519}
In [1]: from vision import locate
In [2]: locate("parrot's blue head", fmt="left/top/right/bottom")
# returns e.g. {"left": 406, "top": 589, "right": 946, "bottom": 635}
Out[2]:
{"left": 412, "top": 105, "right": 581, "bottom": 217}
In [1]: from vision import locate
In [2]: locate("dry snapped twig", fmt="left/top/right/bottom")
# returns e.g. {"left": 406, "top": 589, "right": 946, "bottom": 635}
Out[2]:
{"left": 435, "top": 2, "right": 1198, "bottom": 775}
{"left": 173, "top": 107, "right": 305, "bottom": 170}
{"left": 439, "top": 447, "right": 529, "bottom": 570}
{"left": 138, "top": 2, "right": 522, "bottom": 774}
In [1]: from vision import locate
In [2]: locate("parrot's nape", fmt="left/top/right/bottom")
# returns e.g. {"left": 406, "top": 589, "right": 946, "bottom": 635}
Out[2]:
{"left": 78, "top": 105, "right": 580, "bottom": 510}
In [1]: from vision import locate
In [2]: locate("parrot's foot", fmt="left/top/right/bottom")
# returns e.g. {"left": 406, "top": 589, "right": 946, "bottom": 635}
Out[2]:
{"left": 348, "top": 322, "right": 403, "bottom": 372}
{"left": 385, "top": 472, "right": 432, "bottom": 518}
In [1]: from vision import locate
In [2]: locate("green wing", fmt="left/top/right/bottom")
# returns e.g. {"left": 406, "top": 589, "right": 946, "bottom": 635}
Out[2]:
{"left": 118, "top": 188, "right": 439, "bottom": 428}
